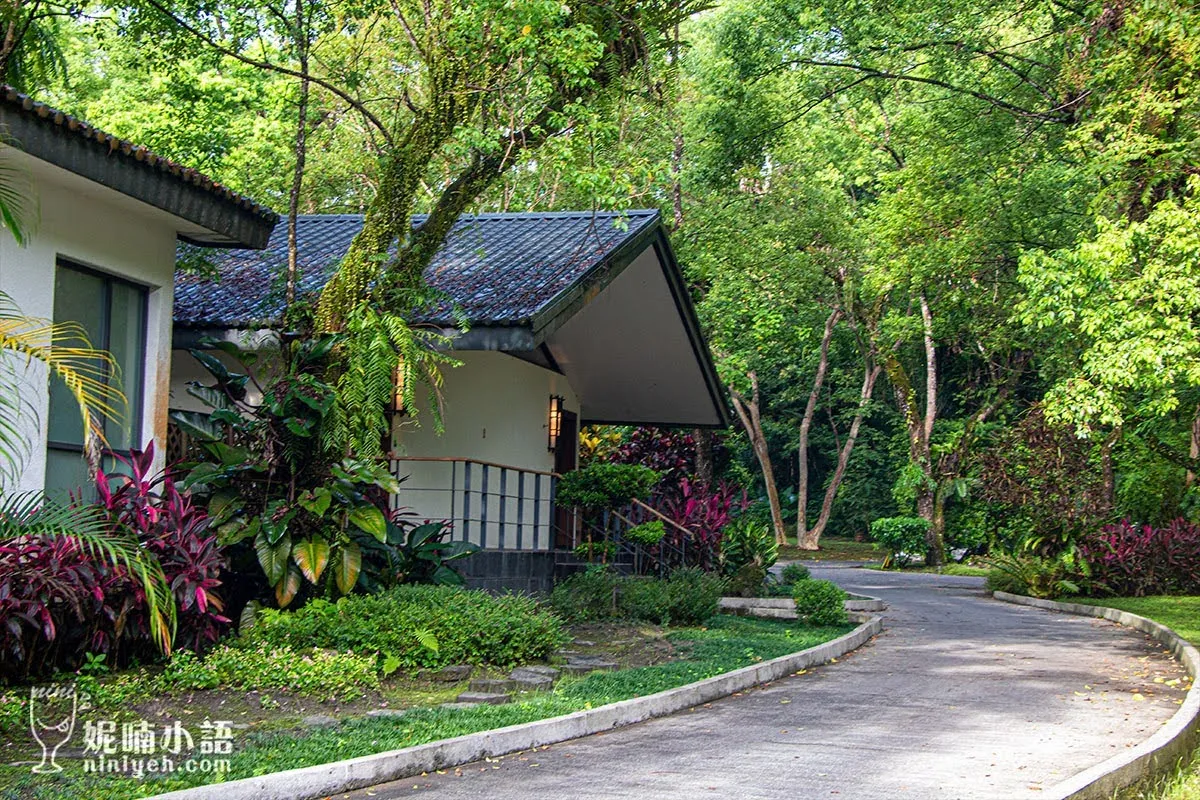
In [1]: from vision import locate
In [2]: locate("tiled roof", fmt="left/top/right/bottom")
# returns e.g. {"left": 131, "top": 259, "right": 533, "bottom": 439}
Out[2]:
{"left": 173, "top": 210, "right": 662, "bottom": 329}
{"left": 1, "top": 86, "right": 278, "bottom": 224}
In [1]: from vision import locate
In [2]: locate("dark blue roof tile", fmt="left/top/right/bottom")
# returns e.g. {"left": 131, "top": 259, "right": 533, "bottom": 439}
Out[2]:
{"left": 174, "top": 210, "right": 660, "bottom": 329}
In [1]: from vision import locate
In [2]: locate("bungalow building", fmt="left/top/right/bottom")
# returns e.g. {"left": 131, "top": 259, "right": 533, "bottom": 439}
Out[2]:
{"left": 172, "top": 210, "right": 728, "bottom": 591}
{"left": 0, "top": 87, "right": 276, "bottom": 496}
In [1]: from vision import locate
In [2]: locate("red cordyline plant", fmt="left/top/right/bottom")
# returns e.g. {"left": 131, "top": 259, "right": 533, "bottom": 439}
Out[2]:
{"left": 611, "top": 428, "right": 696, "bottom": 485}
{"left": 652, "top": 479, "right": 750, "bottom": 571}
{"left": 0, "top": 493, "right": 173, "bottom": 683}
{"left": 1077, "top": 518, "right": 1200, "bottom": 597}
{"left": 95, "top": 442, "right": 230, "bottom": 654}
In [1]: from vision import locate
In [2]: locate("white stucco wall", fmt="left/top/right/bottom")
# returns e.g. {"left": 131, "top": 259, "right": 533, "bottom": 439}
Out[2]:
{"left": 0, "top": 155, "right": 179, "bottom": 494}
{"left": 392, "top": 351, "right": 578, "bottom": 550}
{"left": 168, "top": 347, "right": 578, "bottom": 550}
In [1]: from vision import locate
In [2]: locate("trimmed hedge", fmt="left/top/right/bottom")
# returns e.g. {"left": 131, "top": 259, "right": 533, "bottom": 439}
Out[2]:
{"left": 792, "top": 579, "right": 848, "bottom": 626}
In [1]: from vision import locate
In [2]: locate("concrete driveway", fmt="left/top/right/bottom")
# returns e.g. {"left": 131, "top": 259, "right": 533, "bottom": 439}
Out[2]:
{"left": 346, "top": 568, "right": 1189, "bottom": 799}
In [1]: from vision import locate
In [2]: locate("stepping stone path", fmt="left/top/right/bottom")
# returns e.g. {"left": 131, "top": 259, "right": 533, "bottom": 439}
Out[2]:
{"left": 561, "top": 656, "right": 617, "bottom": 676}
{"left": 424, "top": 664, "right": 472, "bottom": 682}
{"left": 301, "top": 714, "right": 340, "bottom": 729}
{"left": 454, "top": 691, "right": 511, "bottom": 705}
{"left": 470, "top": 678, "right": 516, "bottom": 694}
{"left": 454, "top": 665, "right": 565, "bottom": 706}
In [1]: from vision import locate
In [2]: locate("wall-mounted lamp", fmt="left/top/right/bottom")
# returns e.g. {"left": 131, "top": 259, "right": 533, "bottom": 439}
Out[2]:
{"left": 547, "top": 395, "right": 565, "bottom": 452}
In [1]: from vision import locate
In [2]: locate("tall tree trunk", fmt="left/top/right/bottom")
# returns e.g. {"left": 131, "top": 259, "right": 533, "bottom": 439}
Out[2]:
{"left": 1188, "top": 409, "right": 1200, "bottom": 489}
{"left": 1104, "top": 426, "right": 1121, "bottom": 510}
{"left": 730, "top": 372, "right": 787, "bottom": 545}
{"left": 801, "top": 363, "right": 881, "bottom": 549}
{"left": 694, "top": 428, "right": 714, "bottom": 484}
{"left": 669, "top": 19, "right": 683, "bottom": 232}
{"left": 868, "top": 293, "right": 939, "bottom": 563}
{"left": 917, "top": 294, "right": 943, "bottom": 564}
{"left": 285, "top": 1, "right": 309, "bottom": 314}
{"left": 797, "top": 308, "right": 842, "bottom": 546}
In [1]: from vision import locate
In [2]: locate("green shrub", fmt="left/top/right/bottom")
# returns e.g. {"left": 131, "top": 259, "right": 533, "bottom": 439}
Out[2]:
{"left": 626, "top": 520, "right": 666, "bottom": 546}
{"left": 618, "top": 577, "right": 672, "bottom": 624}
{"left": 779, "top": 563, "right": 810, "bottom": 584}
{"left": 725, "top": 563, "right": 767, "bottom": 597}
{"left": 870, "top": 516, "right": 932, "bottom": 567}
{"left": 549, "top": 565, "right": 620, "bottom": 622}
{"left": 556, "top": 463, "right": 660, "bottom": 510}
{"left": 719, "top": 517, "right": 779, "bottom": 575}
{"left": 792, "top": 579, "right": 848, "bottom": 626}
{"left": 984, "top": 566, "right": 1028, "bottom": 595}
{"left": 550, "top": 567, "right": 723, "bottom": 626}
{"left": 573, "top": 539, "right": 617, "bottom": 562}
{"left": 244, "top": 585, "right": 567, "bottom": 670}
{"left": 983, "top": 553, "right": 1084, "bottom": 599}
{"left": 664, "top": 567, "right": 724, "bottom": 625}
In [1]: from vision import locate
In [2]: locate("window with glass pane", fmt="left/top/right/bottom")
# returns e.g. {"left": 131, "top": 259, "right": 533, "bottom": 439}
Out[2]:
{"left": 45, "top": 261, "right": 148, "bottom": 498}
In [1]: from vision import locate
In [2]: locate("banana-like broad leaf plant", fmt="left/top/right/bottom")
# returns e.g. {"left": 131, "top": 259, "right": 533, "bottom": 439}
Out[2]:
{"left": 356, "top": 518, "right": 480, "bottom": 591}
{"left": 172, "top": 337, "right": 400, "bottom": 606}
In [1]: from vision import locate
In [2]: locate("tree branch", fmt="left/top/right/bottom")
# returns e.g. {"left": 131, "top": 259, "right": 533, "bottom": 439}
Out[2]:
{"left": 139, "top": 0, "right": 394, "bottom": 146}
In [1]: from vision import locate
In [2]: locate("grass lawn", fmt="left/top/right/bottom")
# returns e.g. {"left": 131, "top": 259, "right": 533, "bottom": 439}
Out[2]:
{"left": 1067, "top": 596, "right": 1200, "bottom": 648}
{"left": 1064, "top": 596, "right": 1200, "bottom": 800}
{"left": 778, "top": 535, "right": 880, "bottom": 563}
{"left": 0, "top": 615, "right": 851, "bottom": 800}
{"left": 864, "top": 563, "right": 990, "bottom": 577}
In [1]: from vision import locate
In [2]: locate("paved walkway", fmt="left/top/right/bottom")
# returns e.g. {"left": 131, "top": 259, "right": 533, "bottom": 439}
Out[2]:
{"left": 348, "top": 568, "right": 1189, "bottom": 799}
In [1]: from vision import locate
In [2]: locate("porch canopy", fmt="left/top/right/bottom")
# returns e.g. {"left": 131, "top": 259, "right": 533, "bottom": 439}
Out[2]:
{"left": 173, "top": 210, "right": 728, "bottom": 428}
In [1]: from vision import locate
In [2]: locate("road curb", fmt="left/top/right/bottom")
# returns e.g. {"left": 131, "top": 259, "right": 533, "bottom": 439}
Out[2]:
{"left": 151, "top": 616, "right": 884, "bottom": 800}
{"left": 993, "top": 591, "right": 1200, "bottom": 799}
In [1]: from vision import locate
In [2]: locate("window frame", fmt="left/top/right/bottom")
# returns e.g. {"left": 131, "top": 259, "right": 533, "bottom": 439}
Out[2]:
{"left": 45, "top": 257, "right": 150, "bottom": 470}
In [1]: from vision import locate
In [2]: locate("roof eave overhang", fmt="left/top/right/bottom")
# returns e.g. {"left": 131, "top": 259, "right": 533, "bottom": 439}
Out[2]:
{"left": 645, "top": 230, "right": 732, "bottom": 429}
{"left": 527, "top": 215, "right": 663, "bottom": 343}
{"left": 0, "top": 106, "right": 276, "bottom": 249}
{"left": 173, "top": 327, "right": 279, "bottom": 350}
{"left": 439, "top": 219, "right": 730, "bottom": 430}
{"left": 445, "top": 325, "right": 537, "bottom": 351}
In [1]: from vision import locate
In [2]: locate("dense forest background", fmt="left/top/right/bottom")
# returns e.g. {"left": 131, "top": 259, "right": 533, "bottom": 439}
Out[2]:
{"left": 6, "top": 0, "right": 1200, "bottom": 564}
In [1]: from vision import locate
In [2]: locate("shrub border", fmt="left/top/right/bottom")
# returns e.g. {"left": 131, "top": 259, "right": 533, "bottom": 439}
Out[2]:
{"left": 151, "top": 616, "right": 883, "bottom": 800}
{"left": 993, "top": 591, "right": 1200, "bottom": 800}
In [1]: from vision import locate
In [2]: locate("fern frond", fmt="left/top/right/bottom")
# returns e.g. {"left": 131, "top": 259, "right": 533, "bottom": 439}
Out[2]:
{"left": 0, "top": 293, "right": 124, "bottom": 481}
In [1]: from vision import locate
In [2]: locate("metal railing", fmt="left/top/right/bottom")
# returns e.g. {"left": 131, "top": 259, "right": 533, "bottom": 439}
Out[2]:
{"left": 573, "top": 498, "right": 697, "bottom": 576}
{"left": 390, "top": 456, "right": 558, "bottom": 550}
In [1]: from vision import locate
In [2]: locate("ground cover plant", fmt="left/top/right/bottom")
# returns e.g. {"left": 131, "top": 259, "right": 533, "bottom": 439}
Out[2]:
{"left": 0, "top": 615, "right": 851, "bottom": 799}
{"left": 243, "top": 584, "right": 567, "bottom": 670}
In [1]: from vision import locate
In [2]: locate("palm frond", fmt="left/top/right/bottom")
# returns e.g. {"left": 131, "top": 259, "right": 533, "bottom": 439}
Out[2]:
{"left": 0, "top": 144, "right": 37, "bottom": 247}
{"left": 0, "top": 292, "right": 125, "bottom": 479}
